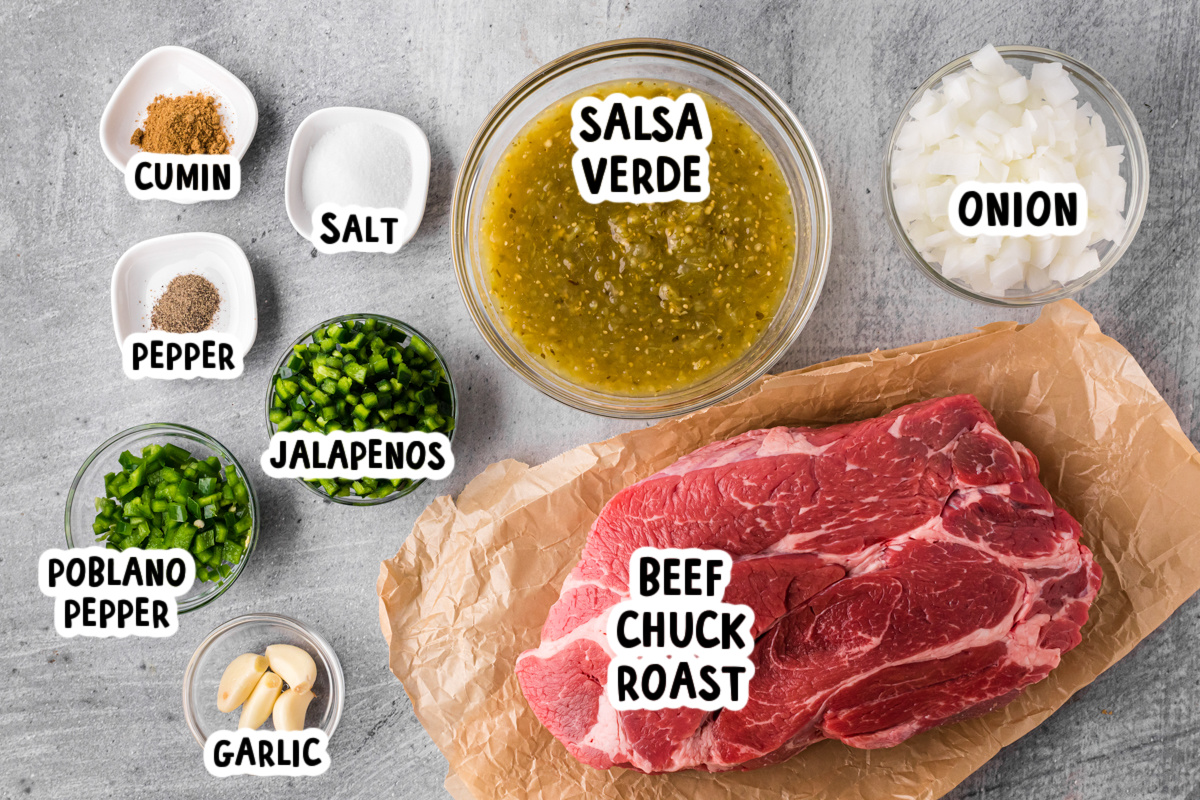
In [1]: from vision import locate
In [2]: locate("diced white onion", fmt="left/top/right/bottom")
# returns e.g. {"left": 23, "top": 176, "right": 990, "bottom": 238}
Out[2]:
{"left": 891, "top": 44, "right": 1127, "bottom": 295}
{"left": 998, "top": 75, "right": 1029, "bottom": 104}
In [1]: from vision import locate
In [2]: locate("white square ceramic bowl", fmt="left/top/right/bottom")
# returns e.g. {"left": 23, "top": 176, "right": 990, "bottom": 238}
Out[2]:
{"left": 99, "top": 45, "right": 258, "bottom": 171}
{"left": 284, "top": 107, "right": 431, "bottom": 247}
{"left": 111, "top": 232, "right": 258, "bottom": 356}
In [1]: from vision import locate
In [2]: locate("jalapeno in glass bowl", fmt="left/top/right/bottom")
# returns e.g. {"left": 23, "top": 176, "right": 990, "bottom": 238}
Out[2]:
{"left": 265, "top": 314, "right": 457, "bottom": 505}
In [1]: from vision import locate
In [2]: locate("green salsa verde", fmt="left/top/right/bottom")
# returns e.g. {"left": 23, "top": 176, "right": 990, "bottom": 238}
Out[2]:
{"left": 480, "top": 80, "right": 798, "bottom": 396}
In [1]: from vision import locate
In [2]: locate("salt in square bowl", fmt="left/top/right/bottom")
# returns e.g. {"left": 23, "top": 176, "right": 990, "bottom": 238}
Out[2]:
{"left": 284, "top": 106, "right": 431, "bottom": 247}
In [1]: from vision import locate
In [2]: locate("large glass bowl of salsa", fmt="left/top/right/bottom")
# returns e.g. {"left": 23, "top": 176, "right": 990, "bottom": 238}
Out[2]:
{"left": 452, "top": 38, "right": 830, "bottom": 418}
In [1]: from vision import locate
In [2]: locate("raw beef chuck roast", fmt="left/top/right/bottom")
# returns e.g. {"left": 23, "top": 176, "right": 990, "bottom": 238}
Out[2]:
{"left": 515, "top": 395, "right": 1102, "bottom": 773}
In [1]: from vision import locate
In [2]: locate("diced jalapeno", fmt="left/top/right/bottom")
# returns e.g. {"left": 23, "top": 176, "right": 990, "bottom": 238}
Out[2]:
{"left": 270, "top": 318, "right": 454, "bottom": 499}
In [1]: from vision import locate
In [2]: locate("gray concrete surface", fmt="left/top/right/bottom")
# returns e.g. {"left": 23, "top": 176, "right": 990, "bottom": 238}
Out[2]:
{"left": 2, "top": 0, "right": 1198, "bottom": 797}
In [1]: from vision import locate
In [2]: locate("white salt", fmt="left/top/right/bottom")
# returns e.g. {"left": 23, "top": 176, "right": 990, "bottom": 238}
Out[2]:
{"left": 302, "top": 122, "right": 412, "bottom": 213}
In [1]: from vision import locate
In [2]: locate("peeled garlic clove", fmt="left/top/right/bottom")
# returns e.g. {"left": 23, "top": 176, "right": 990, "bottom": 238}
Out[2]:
{"left": 217, "top": 653, "right": 270, "bottom": 713}
{"left": 265, "top": 644, "right": 317, "bottom": 694}
{"left": 272, "top": 687, "right": 316, "bottom": 732}
{"left": 239, "top": 670, "right": 283, "bottom": 730}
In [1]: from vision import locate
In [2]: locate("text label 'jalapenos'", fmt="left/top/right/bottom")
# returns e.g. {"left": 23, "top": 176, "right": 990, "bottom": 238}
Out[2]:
{"left": 261, "top": 431, "right": 453, "bottom": 481}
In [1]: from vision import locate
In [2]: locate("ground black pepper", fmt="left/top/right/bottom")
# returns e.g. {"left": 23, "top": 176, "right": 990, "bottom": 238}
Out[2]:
{"left": 151, "top": 274, "right": 222, "bottom": 333}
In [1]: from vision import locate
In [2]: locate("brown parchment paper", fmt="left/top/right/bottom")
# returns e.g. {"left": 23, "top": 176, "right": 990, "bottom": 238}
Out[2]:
{"left": 377, "top": 299, "right": 1200, "bottom": 800}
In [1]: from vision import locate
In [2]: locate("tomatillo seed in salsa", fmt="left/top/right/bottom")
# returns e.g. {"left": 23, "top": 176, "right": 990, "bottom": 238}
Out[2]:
{"left": 480, "top": 80, "right": 798, "bottom": 396}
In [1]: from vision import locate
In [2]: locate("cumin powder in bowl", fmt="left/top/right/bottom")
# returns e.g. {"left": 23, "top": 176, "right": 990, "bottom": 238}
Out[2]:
{"left": 131, "top": 92, "right": 233, "bottom": 156}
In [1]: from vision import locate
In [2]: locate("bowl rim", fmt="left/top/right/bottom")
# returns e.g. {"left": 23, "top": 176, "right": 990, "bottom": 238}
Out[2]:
{"left": 264, "top": 312, "right": 458, "bottom": 506}
{"left": 451, "top": 37, "right": 831, "bottom": 418}
{"left": 882, "top": 44, "right": 1150, "bottom": 307}
{"left": 181, "top": 612, "right": 346, "bottom": 747}
{"left": 64, "top": 422, "right": 260, "bottom": 614}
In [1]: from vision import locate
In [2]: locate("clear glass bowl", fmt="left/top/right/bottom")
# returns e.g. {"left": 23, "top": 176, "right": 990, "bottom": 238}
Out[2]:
{"left": 452, "top": 38, "right": 831, "bottom": 418}
{"left": 265, "top": 313, "right": 457, "bottom": 506}
{"left": 883, "top": 45, "right": 1149, "bottom": 306}
{"left": 182, "top": 613, "right": 344, "bottom": 746}
{"left": 64, "top": 423, "right": 259, "bottom": 614}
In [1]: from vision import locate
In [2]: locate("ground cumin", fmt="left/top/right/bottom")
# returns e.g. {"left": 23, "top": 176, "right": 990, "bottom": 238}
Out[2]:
{"left": 151, "top": 274, "right": 222, "bottom": 333}
{"left": 130, "top": 93, "right": 232, "bottom": 155}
